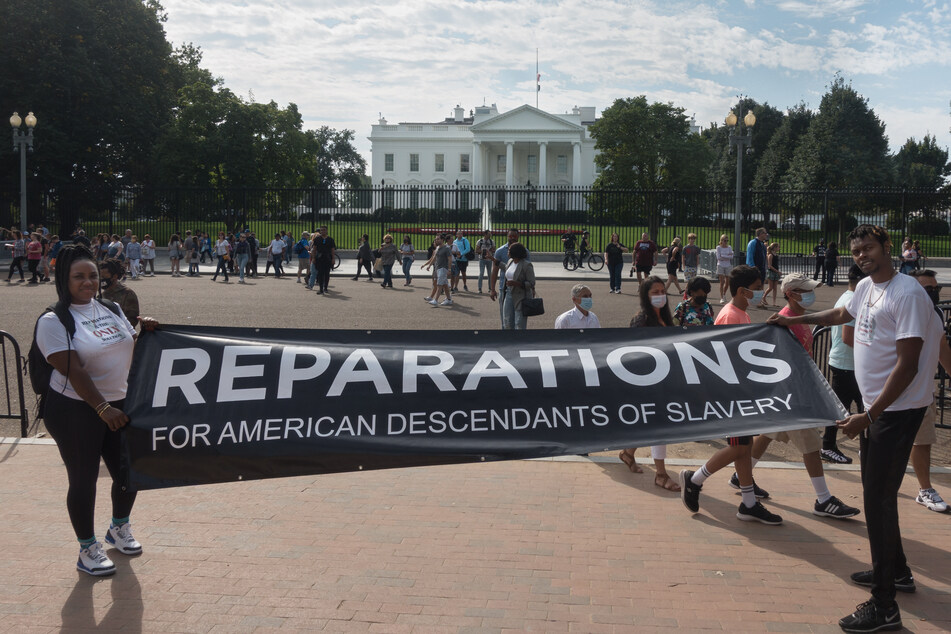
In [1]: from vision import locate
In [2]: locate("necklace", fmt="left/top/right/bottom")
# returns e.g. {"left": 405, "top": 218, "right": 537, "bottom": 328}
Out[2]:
{"left": 866, "top": 273, "right": 895, "bottom": 309}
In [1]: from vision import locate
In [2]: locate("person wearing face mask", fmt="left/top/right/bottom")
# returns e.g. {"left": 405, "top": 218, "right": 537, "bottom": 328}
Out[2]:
{"left": 620, "top": 276, "right": 681, "bottom": 492}
{"left": 673, "top": 276, "right": 715, "bottom": 326}
{"left": 99, "top": 258, "right": 140, "bottom": 327}
{"left": 738, "top": 274, "right": 861, "bottom": 521}
{"left": 680, "top": 266, "right": 784, "bottom": 525}
{"left": 903, "top": 269, "right": 949, "bottom": 513}
{"left": 554, "top": 284, "right": 600, "bottom": 329}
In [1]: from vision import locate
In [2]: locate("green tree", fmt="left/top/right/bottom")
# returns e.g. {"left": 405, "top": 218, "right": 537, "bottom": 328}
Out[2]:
{"left": 753, "top": 103, "right": 814, "bottom": 190}
{"left": 0, "top": 0, "right": 174, "bottom": 190}
{"left": 783, "top": 76, "right": 893, "bottom": 190}
{"left": 893, "top": 134, "right": 950, "bottom": 189}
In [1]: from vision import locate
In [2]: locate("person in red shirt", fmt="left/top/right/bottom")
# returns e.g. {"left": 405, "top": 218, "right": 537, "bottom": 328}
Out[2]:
{"left": 26, "top": 232, "right": 44, "bottom": 284}
{"left": 679, "top": 265, "right": 783, "bottom": 525}
{"left": 745, "top": 274, "right": 860, "bottom": 520}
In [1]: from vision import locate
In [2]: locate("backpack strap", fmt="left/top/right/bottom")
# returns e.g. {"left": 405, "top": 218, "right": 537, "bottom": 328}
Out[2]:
{"left": 98, "top": 297, "right": 122, "bottom": 318}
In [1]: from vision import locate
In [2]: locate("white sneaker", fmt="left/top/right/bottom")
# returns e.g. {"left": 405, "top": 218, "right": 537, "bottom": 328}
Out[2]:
{"left": 105, "top": 522, "right": 142, "bottom": 555}
{"left": 426, "top": 298, "right": 437, "bottom": 305}
{"left": 440, "top": 299, "right": 453, "bottom": 306}
{"left": 77, "top": 541, "right": 116, "bottom": 576}
{"left": 916, "top": 488, "right": 948, "bottom": 512}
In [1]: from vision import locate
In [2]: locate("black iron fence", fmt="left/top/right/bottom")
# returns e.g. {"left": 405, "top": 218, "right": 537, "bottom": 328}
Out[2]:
{"left": 2, "top": 185, "right": 949, "bottom": 255}
{"left": 0, "top": 331, "right": 29, "bottom": 438}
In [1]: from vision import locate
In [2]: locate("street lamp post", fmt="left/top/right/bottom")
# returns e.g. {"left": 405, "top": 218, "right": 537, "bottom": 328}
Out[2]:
{"left": 726, "top": 109, "right": 755, "bottom": 264}
{"left": 10, "top": 111, "right": 38, "bottom": 235}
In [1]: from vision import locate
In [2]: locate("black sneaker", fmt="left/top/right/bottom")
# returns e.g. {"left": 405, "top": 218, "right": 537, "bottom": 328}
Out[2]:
{"left": 821, "top": 447, "right": 854, "bottom": 464}
{"left": 850, "top": 570, "right": 915, "bottom": 593}
{"left": 736, "top": 501, "right": 783, "bottom": 525}
{"left": 838, "top": 600, "right": 901, "bottom": 632}
{"left": 814, "top": 496, "right": 861, "bottom": 519}
{"left": 729, "top": 472, "right": 770, "bottom": 499}
{"left": 679, "top": 470, "right": 701, "bottom": 513}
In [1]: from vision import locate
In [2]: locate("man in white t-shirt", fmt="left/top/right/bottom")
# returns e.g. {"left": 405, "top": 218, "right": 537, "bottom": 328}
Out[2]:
{"left": 554, "top": 284, "right": 600, "bottom": 329}
{"left": 768, "top": 225, "right": 943, "bottom": 634}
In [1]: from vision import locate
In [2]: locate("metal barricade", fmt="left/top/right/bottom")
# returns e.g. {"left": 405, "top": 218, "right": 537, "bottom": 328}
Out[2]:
{"left": 0, "top": 330, "right": 29, "bottom": 437}
{"left": 811, "top": 326, "right": 833, "bottom": 382}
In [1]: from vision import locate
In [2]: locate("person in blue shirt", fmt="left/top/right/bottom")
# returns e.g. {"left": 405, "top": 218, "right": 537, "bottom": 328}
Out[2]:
{"left": 451, "top": 230, "right": 472, "bottom": 292}
{"left": 745, "top": 227, "right": 768, "bottom": 307}
{"left": 489, "top": 228, "right": 531, "bottom": 328}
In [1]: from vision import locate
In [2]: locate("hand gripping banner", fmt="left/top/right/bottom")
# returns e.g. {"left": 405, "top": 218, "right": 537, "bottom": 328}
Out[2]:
{"left": 121, "top": 324, "right": 846, "bottom": 489}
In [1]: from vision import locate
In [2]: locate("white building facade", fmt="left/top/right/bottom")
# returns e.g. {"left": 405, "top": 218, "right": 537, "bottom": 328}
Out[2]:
{"left": 368, "top": 103, "right": 600, "bottom": 189}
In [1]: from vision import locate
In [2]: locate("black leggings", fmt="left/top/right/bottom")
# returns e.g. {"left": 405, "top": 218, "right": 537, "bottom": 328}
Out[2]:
{"left": 355, "top": 257, "right": 373, "bottom": 279}
{"left": 7, "top": 256, "right": 25, "bottom": 280}
{"left": 43, "top": 390, "right": 136, "bottom": 540}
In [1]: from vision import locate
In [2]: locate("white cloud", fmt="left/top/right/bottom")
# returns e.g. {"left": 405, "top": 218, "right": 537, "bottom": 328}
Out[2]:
{"left": 159, "top": 0, "right": 951, "bottom": 160}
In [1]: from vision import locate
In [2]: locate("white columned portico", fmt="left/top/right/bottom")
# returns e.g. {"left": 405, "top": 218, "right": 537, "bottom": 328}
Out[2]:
{"left": 472, "top": 141, "right": 482, "bottom": 187}
{"left": 572, "top": 141, "right": 582, "bottom": 187}
{"left": 505, "top": 141, "right": 514, "bottom": 187}
{"left": 538, "top": 141, "right": 547, "bottom": 187}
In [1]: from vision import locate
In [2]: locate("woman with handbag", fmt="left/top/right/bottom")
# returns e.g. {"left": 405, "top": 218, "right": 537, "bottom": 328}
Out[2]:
{"left": 352, "top": 234, "right": 374, "bottom": 281}
{"left": 501, "top": 242, "right": 536, "bottom": 330}
{"left": 167, "top": 234, "right": 183, "bottom": 277}
{"left": 212, "top": 231, "right": 231, "bottom": 282}
{"left": 378, "top": 234, "right": 399, "bottom": 288}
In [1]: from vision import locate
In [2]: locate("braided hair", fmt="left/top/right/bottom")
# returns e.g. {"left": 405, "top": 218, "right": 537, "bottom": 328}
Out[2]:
{"left": 100, "top": 257, "right": 125, "bottom": 282}
{"left": 53, "top": 244, "right": 97, "bottom": 305}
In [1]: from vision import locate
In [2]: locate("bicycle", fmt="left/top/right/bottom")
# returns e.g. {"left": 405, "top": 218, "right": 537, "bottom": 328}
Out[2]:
{"left": 563, "top": 249, "right": 604, "bottom": 272}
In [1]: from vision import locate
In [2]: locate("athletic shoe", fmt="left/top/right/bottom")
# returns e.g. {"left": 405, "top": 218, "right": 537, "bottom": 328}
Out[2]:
{"left": 296, "top": 278, "right": 301, "bottom": 283}
{"left": 719, "top": 297, "right": 726, "bottom": 304}
{"left": 77, "top": 542, "right": 116, "bottom": 577}
{"left": 423, "top": 296, "right": 433, "bottom": 302}
{"left": 838, "top": 600, "right": 901, "bottom": 633}
{"left": 814, "top": 496, "right": 861, "bottom": 519}
{"left": 440, "top": 299, "right": 453, "bottom": 306}
{"left": 304, "top": 285, "right": 312, "bottom": 290}
{"left": 736, "top": 501, "right": 783, "bottom": 525}
{"left": 729, "top": 472, "right": 770, "bottom": 499}
{"left": 850, "top": 570, "right": 915, "bottom": 593}
{"left": 426, "top": 298, "right": 437, "bottom": 305}
{"left": 821, "top": 447, "right": 854, "bottom": 464}
{"left": 105, "top": 522, "right": 142, "bottom": 555}
{"left": 679, "top": 470, "right": 701, "bottom": 513}
{"left": 916, "top": 488, "right": 948, "bottom": 513}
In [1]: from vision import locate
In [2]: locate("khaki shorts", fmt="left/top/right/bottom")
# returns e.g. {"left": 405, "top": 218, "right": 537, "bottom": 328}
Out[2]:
{"left": 915, "top": 400, "right": 938, "bottom": 446}
{"left": 763, "top": 427, "right": 821, "bottom": 454}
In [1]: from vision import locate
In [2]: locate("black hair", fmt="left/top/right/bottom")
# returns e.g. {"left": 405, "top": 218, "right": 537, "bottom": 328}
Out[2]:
{"left": 847, "top": 264, "right": 865, "bottom": 283}
{"left": 908, "top": 268, "right": 937, "bottom": 279}
{"left": 53, "top": 245, "right": 97, "bottom": 305}
{"left": 100, "top": 257, "right": 125, "bottom": 281}
{"left": 729, "top": 265, "right": 761, "bottom": 296}
{"left": 508, "top": 242, "right": 528, "bottom": 259}
{"left": 686, "top": 276, "right": 712, "bottom": 295}
{"left": 847, "top": 224, "right": 890, "bottom": 248}
{"left": 637, "top": 275, "right": 673, "bottom": 326}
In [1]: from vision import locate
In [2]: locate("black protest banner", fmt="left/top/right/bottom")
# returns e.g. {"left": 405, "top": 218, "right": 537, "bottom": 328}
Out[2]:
{"left": 122, "top": 324, "right": 846, "bottom": 490}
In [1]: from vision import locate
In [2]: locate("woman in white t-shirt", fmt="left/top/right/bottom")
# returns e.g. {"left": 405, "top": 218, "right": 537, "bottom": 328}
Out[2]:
{"left": 715, "top": 234, "right": 734, "bottom": 304}
{"left": 36, "top": 245, "right": 159, "bottom": 577}
{"left": 140, "top": 234, "right": 156, "bottom": 277}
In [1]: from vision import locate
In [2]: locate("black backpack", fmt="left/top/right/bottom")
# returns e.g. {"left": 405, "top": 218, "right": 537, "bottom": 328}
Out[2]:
{"left": 28, "top": 298, "right": 121, "bottom": 418}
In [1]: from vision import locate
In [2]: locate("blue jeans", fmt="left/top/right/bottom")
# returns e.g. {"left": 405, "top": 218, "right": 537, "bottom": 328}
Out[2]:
{"left": 236, "top": 253, "right": 249, "bottom": 281}
{"left": 501, "top": 289, "right": 527, "bottom": 330}
{"left": 382, "top": 264, "right": 393, "bottom": 287}
{"left": 214, "top": 257, "right": 229, "bottom": 280}
{"left": 609, "top": 262, "right": 623, "bottom": 291}
{"left": 825, "top": 264, "right": 835, "bottom": 287}
{"left": 401, "top": 256, "right": 413, "bottom": 283}
{"left": 478, "top": 259, "right": 492, "bottom": 292}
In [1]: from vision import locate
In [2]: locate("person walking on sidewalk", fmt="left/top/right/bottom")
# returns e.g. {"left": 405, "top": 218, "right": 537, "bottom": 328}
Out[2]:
{"left": 604, "top": 233, "right": 627, "bottom": 294}
{"left": 475, "top": 230, "right": 495, "bottom": 293}
{"left": 768, "top": 225, "right": 943, "bottom": 633}
{"left": 212, "top": 232, "right": 231, "bottom": 282}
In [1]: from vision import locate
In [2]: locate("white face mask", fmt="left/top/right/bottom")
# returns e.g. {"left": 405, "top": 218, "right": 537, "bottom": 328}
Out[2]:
{"left": 650, "top": 295, "right": 667, "bottom": 308}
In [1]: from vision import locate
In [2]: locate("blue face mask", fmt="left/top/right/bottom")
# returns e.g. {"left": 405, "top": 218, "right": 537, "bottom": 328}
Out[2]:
{"left": 749, "top": 289, "right": 765, "bottom": 304}
{"left": 579, "top": 297, "right": 593, "bottom": 311}
{"left": 799, "top": 291, "right": 816, "bottom": 307}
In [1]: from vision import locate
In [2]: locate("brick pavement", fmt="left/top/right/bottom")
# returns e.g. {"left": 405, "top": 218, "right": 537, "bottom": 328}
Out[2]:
{"left": 0, "top": 440, "right": 948, "bottom": 633}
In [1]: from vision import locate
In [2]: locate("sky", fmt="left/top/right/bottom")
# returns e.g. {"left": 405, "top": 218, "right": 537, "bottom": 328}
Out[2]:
{"left": 159, "top": 0, "right": 951, "bottom": 166}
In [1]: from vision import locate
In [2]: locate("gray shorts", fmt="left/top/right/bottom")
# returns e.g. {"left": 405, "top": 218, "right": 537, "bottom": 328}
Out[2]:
{"left": 717, "top": 265, "right": 732, "bottom": 276}
{"left": 436, "top": 267, "right": 449, "bottom": 286}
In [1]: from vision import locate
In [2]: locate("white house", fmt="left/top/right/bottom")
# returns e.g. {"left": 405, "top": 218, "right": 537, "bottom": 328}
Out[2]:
{"left": 368, "top": 103, "right": 601, "bottom": 189}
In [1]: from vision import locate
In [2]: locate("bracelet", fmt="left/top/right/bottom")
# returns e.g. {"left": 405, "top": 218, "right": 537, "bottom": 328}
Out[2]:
{"left": 93, "top": 400, "right": 108, "bottom": 412}
{"left": 97, "top": 406, "right": 112, "bottom": 418}
{"left": 96, "top": 403, "right": 111, "bottom": 415}
{"left": 865, "top": 410, "right": 874, "bottom": 425}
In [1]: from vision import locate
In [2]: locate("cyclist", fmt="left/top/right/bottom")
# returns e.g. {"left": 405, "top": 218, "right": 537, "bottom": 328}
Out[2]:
{"left": 578, "top": 230, "right": 590, "bottom": 261}
{"left": 562, "top": 229, "right": 577, "bottom": 270}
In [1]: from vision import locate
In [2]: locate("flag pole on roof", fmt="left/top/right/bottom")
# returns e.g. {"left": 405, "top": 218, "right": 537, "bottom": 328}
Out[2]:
{"left": 535, "top": 48, "right": 540, "bottom": 108}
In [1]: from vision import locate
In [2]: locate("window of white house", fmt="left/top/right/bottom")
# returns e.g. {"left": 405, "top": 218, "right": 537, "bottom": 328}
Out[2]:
{"left": 556, "top": 155, "right": 568, "bottom": 174}
{"left": 435, "top": 154, "right": 445, "bottom": 172}
{"left": 527, "top": 155, "right": 537, "bottom": 174}
{"left": 497, "top": 155, "right": 506, "bottom": 172}
{"left": 460, "top": 154, "right": 470, "bottom": 173}
{"left": 384, "top": 154, "right": 394, "bottom": 172}
{"left": 409, "top": 154, "right": 419, "bottom": 172}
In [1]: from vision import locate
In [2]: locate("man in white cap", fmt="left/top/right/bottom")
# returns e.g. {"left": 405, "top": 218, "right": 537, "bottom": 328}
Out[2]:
{"left": 732, "top": 273, "right": 860, "bottom": 520}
